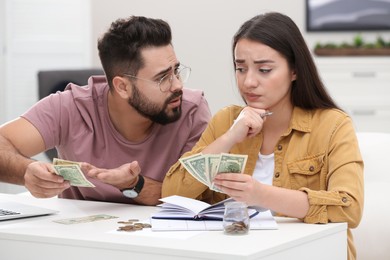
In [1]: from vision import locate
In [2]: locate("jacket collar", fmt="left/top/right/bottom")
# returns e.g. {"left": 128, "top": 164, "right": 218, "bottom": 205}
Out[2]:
{"left": 288, "top": 107, "right": 312, "bottom": 134}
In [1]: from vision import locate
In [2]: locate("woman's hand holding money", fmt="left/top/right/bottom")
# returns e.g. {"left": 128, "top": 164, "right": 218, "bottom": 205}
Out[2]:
{"left": 213, "top": 172, "right": 262, "bottom": 206}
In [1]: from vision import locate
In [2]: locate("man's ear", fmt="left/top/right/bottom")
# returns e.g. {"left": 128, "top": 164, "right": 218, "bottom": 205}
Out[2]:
{"left": 112, "top": 76, "right": 131, "bottom": 99}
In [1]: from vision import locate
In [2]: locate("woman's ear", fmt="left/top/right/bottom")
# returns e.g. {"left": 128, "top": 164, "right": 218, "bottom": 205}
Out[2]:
{"left": 291, "top": 68, "right": 297, "bottom": 82}
{"left": 112, "top": 76, "right": 131, "bottom": 99}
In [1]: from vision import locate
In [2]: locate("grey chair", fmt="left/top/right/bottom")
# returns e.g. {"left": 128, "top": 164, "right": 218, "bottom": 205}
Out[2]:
{"left": 37, "top": 69, "right": 105, "bottom": 161}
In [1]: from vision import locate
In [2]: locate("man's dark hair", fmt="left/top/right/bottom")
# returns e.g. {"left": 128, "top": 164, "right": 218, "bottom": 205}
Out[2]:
{"left": 98, "top": 16, "right": 172, "bottom": 88}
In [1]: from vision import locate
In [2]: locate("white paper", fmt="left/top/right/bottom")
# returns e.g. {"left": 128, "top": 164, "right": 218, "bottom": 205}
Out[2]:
{"left": 151, "top": 210, "right": 278, "bottom": 231}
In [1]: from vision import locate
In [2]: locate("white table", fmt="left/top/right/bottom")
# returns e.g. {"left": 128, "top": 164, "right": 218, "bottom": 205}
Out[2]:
{"left": 0, "top": 193, "right": 347, "bottom": 260}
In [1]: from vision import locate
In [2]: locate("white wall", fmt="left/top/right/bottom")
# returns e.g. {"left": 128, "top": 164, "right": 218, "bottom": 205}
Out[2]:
{"left": 90, "top": 0, "right": 390, "bottom": 115}
{"left": 0, "top": 0, "right": 93, "bottom": 193}
{"left": 1, "top": 0, "right": 93, "bottom": 122}
{"left": 0, "top": 0, "right": 5, "bottom": 124}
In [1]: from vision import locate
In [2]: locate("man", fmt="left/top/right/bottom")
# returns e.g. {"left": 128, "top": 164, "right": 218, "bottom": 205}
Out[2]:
{"left": 0, "top": 16, "right": 211, "bottom": 205}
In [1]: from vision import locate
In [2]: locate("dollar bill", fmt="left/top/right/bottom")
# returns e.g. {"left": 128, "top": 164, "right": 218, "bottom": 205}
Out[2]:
{"left": 53, "top": 158, "right": 81, "bottom": 166}
{"left": 209, "top": 153, "right": 248, "bottom": 192}
{"left": 186, "top": 156, "right": 209, "bottom": 185}
{"left": 53, "top": 164, "right": 95, "bottom": 187}
{"left": 53, "top": 158, "right": 94, "bottom": 187}
{"left": 205, "top": 154, "right": 221, "bottom": 181}
{"left": 206, "top": 154, "right": 223, "bottom": 192}
{"left": 179, "top": 153, "right": 248, "bottom": 193}
{"left": 53, "top": 214, "right": 118, "bottom": 225}
{"left": 179, "top": 153, "right": 207, "bottom": 184}
{"left": 215, "top": 153, "right": 248, "bottom": 174}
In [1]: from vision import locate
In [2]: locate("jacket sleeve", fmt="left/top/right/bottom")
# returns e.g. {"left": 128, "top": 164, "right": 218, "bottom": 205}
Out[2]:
{"left": 162, "top": 108, "right": 233, "bottom": 204}
{"left": 299, "top": 117, "right": 364, "bottom": 228}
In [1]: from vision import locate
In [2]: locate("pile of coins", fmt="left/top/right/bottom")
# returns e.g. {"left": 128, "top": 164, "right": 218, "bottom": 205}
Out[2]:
{"left": 116, "top": 219, "right": 152, "bottom": 232}
{"left": 223, "top": 221, "right": 249, "bottom": 235}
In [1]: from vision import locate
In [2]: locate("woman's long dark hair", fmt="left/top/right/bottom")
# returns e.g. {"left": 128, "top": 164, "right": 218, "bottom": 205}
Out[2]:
{"left": 232, "top": 12, "right": 340, "bottom": 110}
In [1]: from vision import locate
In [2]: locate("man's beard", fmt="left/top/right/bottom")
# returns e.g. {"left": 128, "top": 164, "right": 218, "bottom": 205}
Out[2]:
{"left": 128, "top": 84, "right": 183, "bottom": 125}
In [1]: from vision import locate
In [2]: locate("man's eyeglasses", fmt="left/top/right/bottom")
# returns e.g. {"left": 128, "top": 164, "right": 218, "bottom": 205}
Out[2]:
{"left": 123, "top": 64, "right": 191, "bottom": 92}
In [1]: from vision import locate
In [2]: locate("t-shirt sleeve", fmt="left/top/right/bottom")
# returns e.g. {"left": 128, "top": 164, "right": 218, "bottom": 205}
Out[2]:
{"left": 22, "top": 91, "right": 71, "bottom": 150}
{"left": 181, "top": 90, "right": 212, "bottom": 155}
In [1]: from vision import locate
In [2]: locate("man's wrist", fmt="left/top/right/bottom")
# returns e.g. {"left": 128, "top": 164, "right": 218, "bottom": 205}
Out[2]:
{"left": 128, "top": 175, "right": 140, "bottom": 189}
{"left": 121, "top": 175, "right": 145, "bottom": 199}
{"left": 119, "top": 176, "right": 139, "bottom": 190}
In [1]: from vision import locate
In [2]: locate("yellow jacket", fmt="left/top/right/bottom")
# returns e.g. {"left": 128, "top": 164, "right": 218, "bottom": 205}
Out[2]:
{"left": 162, "top": 105, "right": 364, "bottom": 260}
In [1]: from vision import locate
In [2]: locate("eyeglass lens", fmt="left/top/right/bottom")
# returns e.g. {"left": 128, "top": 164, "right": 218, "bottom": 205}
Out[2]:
{"left": 159, "top": 66, "right": 190, "bottom": 92}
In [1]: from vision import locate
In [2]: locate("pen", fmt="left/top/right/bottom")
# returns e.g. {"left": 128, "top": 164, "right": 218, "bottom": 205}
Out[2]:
{"left": 260, "top": 111, "right": 273, "bottom": 118}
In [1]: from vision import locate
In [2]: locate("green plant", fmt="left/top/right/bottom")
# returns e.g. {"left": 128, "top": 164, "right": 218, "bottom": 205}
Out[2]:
{"left": 353, "top": 34, "right": 364, "bottom": 47}
{"left": 314, "top": 35, "right": 390, "bottom": 49}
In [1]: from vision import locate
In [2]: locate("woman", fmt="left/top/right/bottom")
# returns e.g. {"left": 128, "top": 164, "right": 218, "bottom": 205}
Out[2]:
{"left": 162, "top": 12, "right": 363, "bottom": 260}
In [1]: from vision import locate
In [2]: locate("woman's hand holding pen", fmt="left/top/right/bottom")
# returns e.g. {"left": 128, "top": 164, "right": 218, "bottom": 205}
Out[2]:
{"left": 202, "top": 107, "right": 272, "bottom": 155}
{"left": 228, "top": 106, "right": 271, "bottom": 143}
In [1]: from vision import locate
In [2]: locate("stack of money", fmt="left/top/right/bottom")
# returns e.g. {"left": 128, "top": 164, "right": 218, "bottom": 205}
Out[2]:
{"left": 53, "top": 158, "right": 95, "bottom": 187}
{"left": 179, "top": 153, "right": 248, "bottom": 192}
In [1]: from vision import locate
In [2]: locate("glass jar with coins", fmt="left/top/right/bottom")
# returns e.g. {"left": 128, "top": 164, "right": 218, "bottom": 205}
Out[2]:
{"left": 223, "top": 201, "right": 250, "bottom": 235}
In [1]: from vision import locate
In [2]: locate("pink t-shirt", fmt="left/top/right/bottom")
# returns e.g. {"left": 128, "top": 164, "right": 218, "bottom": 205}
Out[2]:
{"left": 23, "top": 76, "right": 211, "bottom": 203}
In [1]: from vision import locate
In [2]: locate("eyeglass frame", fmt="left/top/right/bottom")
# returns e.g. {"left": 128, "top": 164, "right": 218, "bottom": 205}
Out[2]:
{"left": 123, "top": 64, "right": 191, "bottom": 92}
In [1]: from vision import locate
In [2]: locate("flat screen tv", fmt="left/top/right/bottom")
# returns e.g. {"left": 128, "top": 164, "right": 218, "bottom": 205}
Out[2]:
{"left": 306, "top": 0, "right": 390, "bottom": 31}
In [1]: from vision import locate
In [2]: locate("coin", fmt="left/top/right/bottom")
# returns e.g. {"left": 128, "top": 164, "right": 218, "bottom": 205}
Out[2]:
{"left": 117, "top": 225, "right": 136, "bottom": 232}
{"left": 118, "top": 221, "right": 134, "bottom": 224}
{"left": 116, "top": 220, "right": 152, "bottom": 232}
{"left": 141, "top": 223, "right": 152, "bottom": 228}
{"left": 224, "top": 221, "right": 249, "bottom": 234}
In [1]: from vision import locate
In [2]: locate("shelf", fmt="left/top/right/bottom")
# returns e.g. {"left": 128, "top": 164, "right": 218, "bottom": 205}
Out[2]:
{"left": 314, "top": 57, "right": 390, "bottom": 132}
{"left": 314, "top": 48, "right": 390, "bottom": 56}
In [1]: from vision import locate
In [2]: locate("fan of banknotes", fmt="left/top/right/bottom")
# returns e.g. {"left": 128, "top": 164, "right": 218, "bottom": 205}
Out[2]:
{"left": 53, "top": 158, "right": 95, "bottom": 187}
{"left": 179, "top": 153, "right": 248, "bottom": 192}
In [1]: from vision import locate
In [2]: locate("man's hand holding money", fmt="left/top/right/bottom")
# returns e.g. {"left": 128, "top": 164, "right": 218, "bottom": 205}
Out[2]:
{"left": 52, "top": 158, "right": 95, "bottom": 187}
{"left": 24, "top": 161, "right": 71, "bottom": 198}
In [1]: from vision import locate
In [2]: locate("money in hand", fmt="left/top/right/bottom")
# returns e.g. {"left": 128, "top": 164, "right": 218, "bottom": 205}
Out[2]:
{"left": 53, "top": 158, "right": 95, "bottom": 187}
{"left": 179, "top": 153, "right": 248, "bottom": 193}
{"left": 179, "top": 153, "right": 208, "bottom": 186}
{"left": 210, "top": 153, "right": 248, "bottom": 191}
{"left": 53, "top": 158, "right": 81, "bottom": 166}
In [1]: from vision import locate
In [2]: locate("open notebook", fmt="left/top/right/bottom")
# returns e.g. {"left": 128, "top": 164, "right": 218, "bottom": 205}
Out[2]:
{"left": 0, "top": 201, "right": 58, "bottom": 221}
